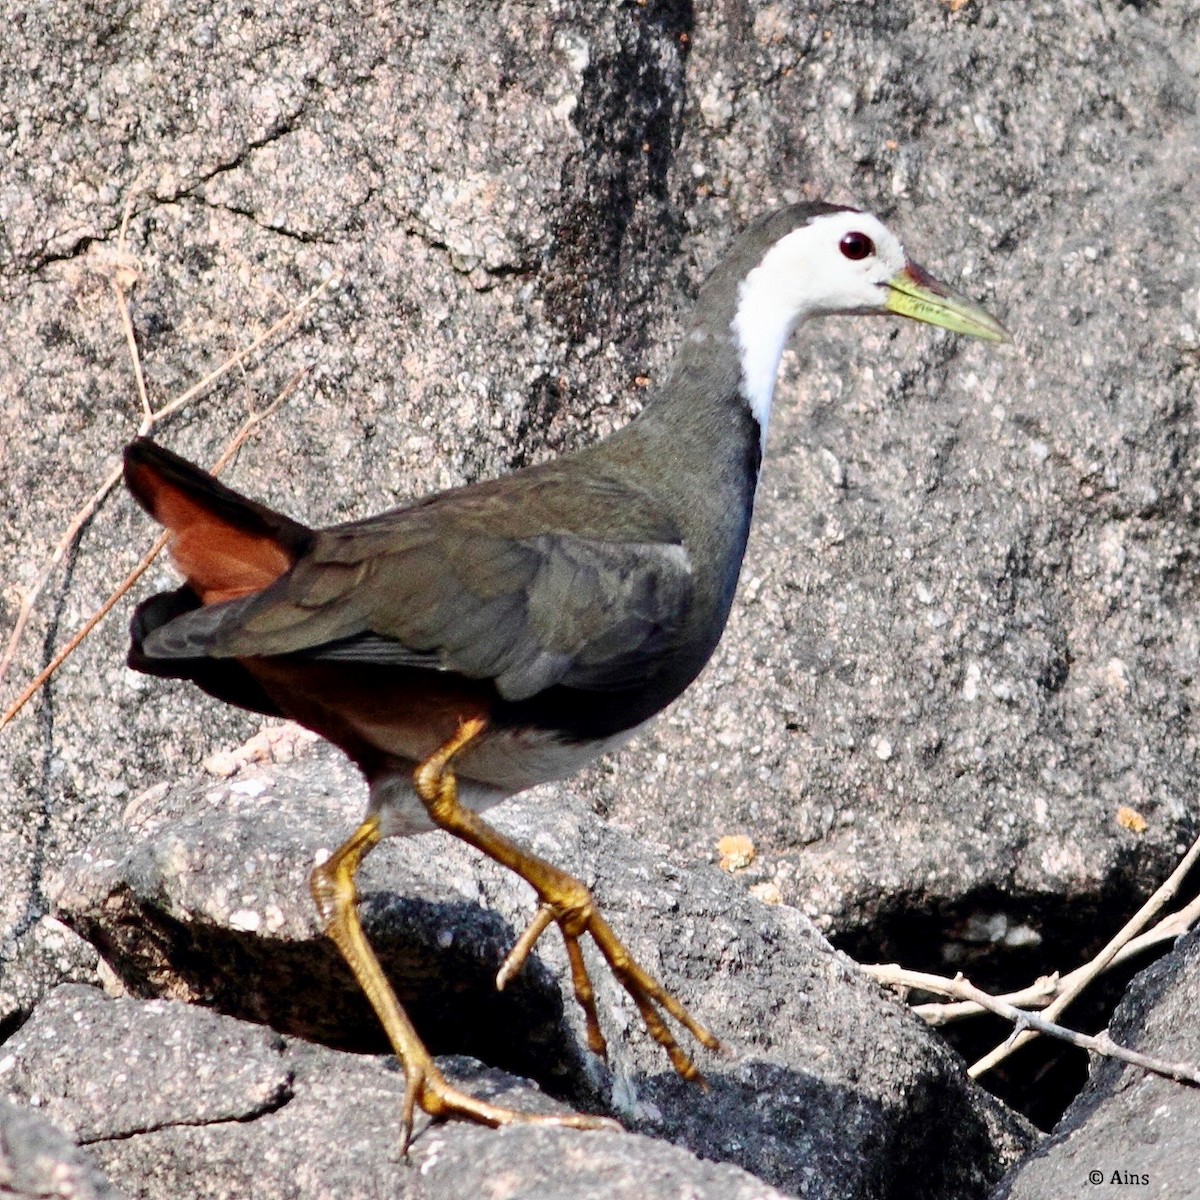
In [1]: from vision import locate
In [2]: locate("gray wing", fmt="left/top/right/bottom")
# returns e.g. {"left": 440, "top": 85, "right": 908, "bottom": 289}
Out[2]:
{"left": 143, "top": 479, "right": 695, "bottom": 701}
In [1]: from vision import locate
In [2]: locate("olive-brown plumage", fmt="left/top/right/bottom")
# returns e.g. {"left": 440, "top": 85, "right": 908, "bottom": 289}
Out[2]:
{"left": 125, "top": 201, "right": 1007, "bottom": 1147}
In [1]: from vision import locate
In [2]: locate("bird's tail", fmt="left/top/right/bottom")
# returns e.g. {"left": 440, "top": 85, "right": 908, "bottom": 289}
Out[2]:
{"left": 124, "top": 438, "right": 312, "bottom": 606}
{"left": 123, "top": 438, "right": 310, "bottom": 712}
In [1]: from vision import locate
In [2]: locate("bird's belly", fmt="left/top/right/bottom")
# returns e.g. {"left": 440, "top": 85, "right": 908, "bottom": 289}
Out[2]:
{"left": 368, "top": 720, "right": 651, "bottom": 839}
{"left": 243, "top": 657, "right": 652, "bottom": 835}
{"left": 459, "top": 720, "right": 650, "bottom": 792}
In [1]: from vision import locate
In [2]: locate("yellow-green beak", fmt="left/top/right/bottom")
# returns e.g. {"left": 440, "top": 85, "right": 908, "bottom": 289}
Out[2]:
{"left": 886, "top": 262, "right": 1010, "bottom": 343}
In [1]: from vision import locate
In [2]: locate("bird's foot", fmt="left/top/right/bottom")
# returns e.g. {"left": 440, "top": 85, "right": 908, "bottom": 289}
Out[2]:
{"left": 312, "top": 814, "right": 620, "bottom": 1155}
{"left": 400, "top": 1058, "right": 619, "bottom": 1154}
{"left": 412, "top": 719, "right": 718, "bottom": 1085}
{"left": 497, "top": 884, "right": 721, "bottom": 1081}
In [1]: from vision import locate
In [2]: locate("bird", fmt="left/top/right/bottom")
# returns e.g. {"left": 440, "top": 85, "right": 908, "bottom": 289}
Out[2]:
{"left": 123, "top": 201, "right": 1008, "bottom": 1148}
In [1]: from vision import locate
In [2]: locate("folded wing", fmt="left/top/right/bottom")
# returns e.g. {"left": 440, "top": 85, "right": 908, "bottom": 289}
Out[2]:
{"left": 141, "top": 469, "right": 694, "bottom": 702}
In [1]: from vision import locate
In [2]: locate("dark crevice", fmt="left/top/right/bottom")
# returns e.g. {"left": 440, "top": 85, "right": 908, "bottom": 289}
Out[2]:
{"left": 0, "top": 1005, "right": 31, "bottom": 1048}
{"left": 188, "top": 196, "right": 341, "bottom": 247}
{"left": 76, "top": 1073, "right": 296, "bottom": 1145}
{"left": 402, "top": 222, "right": 541, "bottom": 286}
{"left": 879, "top": 1058, "right": 1017, "bottom": 1200}
{"left": 525, "top": 1, "right": 692, "bottom": 457}
{"left": 19, "top": 231, "right": 112, "bottom": 276}
{"left": 16, "top": 108, "right": 312, "bottom": 278}
{"left": 833, "top": 865, "right": 1199, "bottom": 1130}
{"left": 509, "top": 373, "right": 570, "bottom": 469}
{"left": 499, "top": 4, "right": 693, "bottom": 470}
{"left": 162, "top": 108, "right": 310, "bottom": 202}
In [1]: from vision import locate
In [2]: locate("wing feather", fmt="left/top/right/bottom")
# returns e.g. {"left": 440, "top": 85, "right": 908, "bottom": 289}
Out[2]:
{"left": 143, "top": 472, "right": 694, "bottom": 701}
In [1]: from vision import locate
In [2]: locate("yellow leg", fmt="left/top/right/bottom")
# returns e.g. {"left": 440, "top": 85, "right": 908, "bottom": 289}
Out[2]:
{"left": 310, "top": 811, "right": 617, "bottom": 1151}
{"left": 414, "top": 718, "right": 721, "bottom": 1083}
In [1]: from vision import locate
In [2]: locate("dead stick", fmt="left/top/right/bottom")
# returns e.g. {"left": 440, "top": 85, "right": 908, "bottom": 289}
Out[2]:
{"left": 970, "top": 826, "right": 1200, "bottom": 1077}
{"left": 147, "top": 273, "right": 335, "bottom": 427}
{"left": 867, "top": 963, "right": 1200, "bottom": 1086}
{"left": 114, "top": 178, "right": 151, "bottom": 423}
{"left": 910, "top": 893, "right": 1200, "bottom": 1026}
{"left": 0, "top": 273, "right": 334, "bottom": 697}
{"left": 0, "top": 464, "right": 124, "bottom": 689}
{"left": 0, "top": 371, "right": 306, "bottom": 734}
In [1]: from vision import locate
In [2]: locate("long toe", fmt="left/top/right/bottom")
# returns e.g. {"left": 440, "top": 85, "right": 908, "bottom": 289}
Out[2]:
{"left": 583, "top": 908, "right": 721, "bottom": 1074}
{"left": 417, "top": 1067, "right": 620, "bottom": 1142}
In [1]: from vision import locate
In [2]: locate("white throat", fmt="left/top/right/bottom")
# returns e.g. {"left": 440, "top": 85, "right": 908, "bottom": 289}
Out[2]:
{"left": 730, "top": 262, "right": 808, "bottom": 455}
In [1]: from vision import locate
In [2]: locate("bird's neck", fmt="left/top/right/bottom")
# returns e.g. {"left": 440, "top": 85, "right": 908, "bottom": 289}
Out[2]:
{"left": 729, "top": 270, "right": 806, "bottom": 453}
{"left": 639, "top": 267, "right": 806, "bottom": 462}
{"left": 574, "top": 271, "right": 808, "bottom": 688}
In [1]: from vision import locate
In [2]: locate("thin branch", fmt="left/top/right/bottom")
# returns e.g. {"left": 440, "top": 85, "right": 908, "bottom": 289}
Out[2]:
{"left": 866, "top": 963, "right": 1200, "bottom": 1087}
{"left": 909, "top": 891, "right": 1200, "bottom": 1026}
{"left": 970, "top": 826, "right": 1200, "bottom": 1077}
{"left": 0, "top": 370, "right": 306, "bottom": 735}
{"left": 1, "top": 181, "right": 148, "bottom": 690}
{"left": 114, "top": 175, "right": 151, "bottom": 422}
{"left": 0, "top": 463, "right": 124, "bottom": 689}
{"left": 144, "top": 272, "right": 336, "bottom": 429}
{"left": 0, "top": 528, "right": 168, "bottom": 736}
{"left": 0, "top": 258, "right": 335, "bottom": 700}
{"left": 114, "top": 277, "right": 150, "bottom": 423}
{"left": 911, "top": 973, "right": 1060, "bottom": 1027}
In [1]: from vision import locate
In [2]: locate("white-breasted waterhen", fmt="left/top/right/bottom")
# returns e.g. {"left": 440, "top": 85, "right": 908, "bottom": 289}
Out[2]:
{"left": 124, "top": 202, "right": 1008, "bottom": 1147}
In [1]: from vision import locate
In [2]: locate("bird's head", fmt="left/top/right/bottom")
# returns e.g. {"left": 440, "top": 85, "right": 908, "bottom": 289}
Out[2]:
{"left": 734, "top": 206, "right": 1010, "bottom": 342}
{"left": 719, "top": 203, "right": 1009, "bottom": 446}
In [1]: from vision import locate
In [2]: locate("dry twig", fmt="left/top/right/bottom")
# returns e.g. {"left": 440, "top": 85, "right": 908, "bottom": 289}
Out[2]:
{"left": 1, "top": 377, "right": 305, "bottom": 730}
{"left": 0, "top": 190, "right": 149, "bottom": 692}
{"left": 0, "top": 372, "right": 308, "bottom": 736}
{"left": 968, "top": 826, "right": 1200, "bottom": 1077}
{"left": 0, "top": 462, "right": 125, "bottom": 692}
{"left": 865, "top": 962, "right": 1200, "bottom": 1087}
{"left": 910, "top": 889, "right": 1200, "bottom": 1027}
{"left": 0, "top": 185, "right": 337, "bottom": 725}
{"left": 111, "top": 174, "right": 152, "bottom": 422}
{"left": 1, "top": 271, "right": 336, "bottom": 698}
{"left": 861, "top": 826, "right": 1200, "bottom": 1089}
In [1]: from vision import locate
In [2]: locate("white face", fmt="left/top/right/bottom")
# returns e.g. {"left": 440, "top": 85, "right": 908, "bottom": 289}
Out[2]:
{"left": 730, "top": 209, "right": 909, "bottom": 451}
{"left": 729, "top": 206, "right": 1005, "bottom": 456}
{"left": 752, "top": 209, "right": 908, "bottom": 318}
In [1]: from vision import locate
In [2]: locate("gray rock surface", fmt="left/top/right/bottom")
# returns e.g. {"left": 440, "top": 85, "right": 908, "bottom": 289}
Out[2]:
{"left": 4, "top": 0, "right": 1199, "bottom": 989}
{"left": 40, "top": 742, "right": 1032, "bottom": 1198}
{"left": 605, "top": 0, "right": 1200, "bottom": 955}
{"left": 992, "top": 928, "right": 1200, "bottom": 1200}
{"left": 4, "top": 984, "right": 794, "bottom": 1200}
{"left": 0, "top": 1094, "right": 124, "bottom": 1200}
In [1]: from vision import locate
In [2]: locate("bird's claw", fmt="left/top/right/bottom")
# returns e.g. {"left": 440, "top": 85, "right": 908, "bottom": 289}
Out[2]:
{"left": 399, "top": 1057, "right": 619, "bottom": 1155}
{"left": 500, "top": 889, "right": 720, "bottom": 1081}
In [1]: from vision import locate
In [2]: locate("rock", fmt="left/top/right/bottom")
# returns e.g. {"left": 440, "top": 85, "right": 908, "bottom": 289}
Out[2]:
{"left": 1, "top": 985, "right": 294, "bottom": 1144}
{"left": 601, "top": 1, "right": 1200, "bottom": 970}
{"left": 0, "top": 1094, "right": 124, "bottom": 1200}
{"left": 0, "top": 916, "right": 98, "bottom": 1042}
{"left": 0, "top": 0, "right": 687, "bottom": 1022}
{"left": 0, "top": 982, "right": 863, "bottom": 1200}
{"left": 991, "top": 928, "right": 1200, "bottom": 1200}
{"left": 5, "top": 0, "right": 1200, "bottom": 1011}
{"left": 415, "top": 1122, "right": 791, "bottom": 1200}
{"left": 44, "top": 742, "right": 1033, "bottom": 1198}
{"left": 50, "top": 745, "right": 590, "bottom": 1091}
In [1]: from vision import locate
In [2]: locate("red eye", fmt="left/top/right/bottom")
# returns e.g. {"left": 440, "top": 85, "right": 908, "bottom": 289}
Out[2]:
{"left": 839, "top": 232, "right": 875, "bottom": 261}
